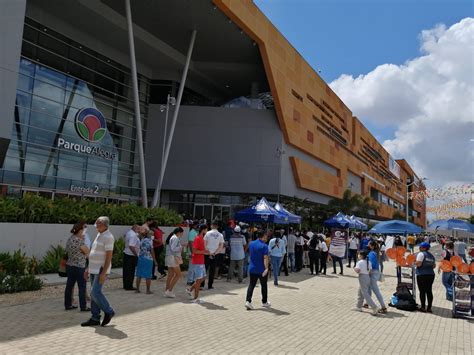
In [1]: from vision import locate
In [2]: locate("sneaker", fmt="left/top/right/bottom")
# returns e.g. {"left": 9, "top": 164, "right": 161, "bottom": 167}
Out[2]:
{"left": 151, "top": 276, "right": 158, "bottom": 280}
{"left": 101, "top": 311, "right": 115, "bottom": 326}
{"left": 245, "top": 301, "right": 254, "bottom": 310}
{"left": 377, "top": 308, "right": 388, "bottom": 314}
{"left": 274, "top": 283, "right": 279, "bottom": 287}
{"left": 185, "top": 288, "right": 193, "bottom": 297}
{"left": 371, "top": 309, "right": 379, "bottom": 316}
{"left": 158, "top": 274, "right": 167, "bottom": 280}
{"left": 164, "top": 290, "right": 176, "bottom": 298}
{"left": 352, "top": 307, "right": 363, "bottom": 312}
{"left": 81, "top": 319, "right": 100, "bottom": 327}
{"left": 191, "top": 298, "right": 204, "bottom": 304}
{"left": 262, "top": 302, "right": 272, "bottom": 308}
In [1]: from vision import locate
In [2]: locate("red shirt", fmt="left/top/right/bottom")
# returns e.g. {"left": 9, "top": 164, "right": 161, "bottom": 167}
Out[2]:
{"left": 192, "top": 235, "right": 205, "bottom": 264}
{"left": 153, "top": 228, "right": 164, "bottom": 248}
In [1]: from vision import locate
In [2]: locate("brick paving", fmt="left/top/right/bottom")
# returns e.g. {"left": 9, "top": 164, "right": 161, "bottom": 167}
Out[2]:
{"left": 0, "top": 256, "right": 473, "bottom": 354}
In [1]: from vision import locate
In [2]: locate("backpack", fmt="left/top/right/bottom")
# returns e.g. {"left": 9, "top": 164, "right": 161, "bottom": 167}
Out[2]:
{"left": 395, "top": 298, "right": 417, "bottom": 311}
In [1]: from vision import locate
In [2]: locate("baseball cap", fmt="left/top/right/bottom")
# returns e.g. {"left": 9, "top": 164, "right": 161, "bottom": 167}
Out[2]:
{"left": 420, "top": 242, "right": 430, "bottom": 249}
{"left": 234, "top": 226, "right": 241, "bottom": 233}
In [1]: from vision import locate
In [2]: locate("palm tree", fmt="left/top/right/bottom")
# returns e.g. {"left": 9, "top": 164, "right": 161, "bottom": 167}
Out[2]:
{"left": 327, "top": 189, "right": 378, "bottom": 218}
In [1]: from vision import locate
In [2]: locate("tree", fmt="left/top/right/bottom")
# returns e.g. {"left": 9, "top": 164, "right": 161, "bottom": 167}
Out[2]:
{"left": 392, "top": 210, "right": 405, "bottom": 221}
{"left": 326, "top": 189, "right": 378, "bottom": 218}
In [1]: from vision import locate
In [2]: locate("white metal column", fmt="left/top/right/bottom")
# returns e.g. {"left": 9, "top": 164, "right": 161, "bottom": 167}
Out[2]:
{"left": 125, "top": 0, "right": 148, "bottom": 207}
{"left": 151, "top": 29, "right": 197, "bottom": 208}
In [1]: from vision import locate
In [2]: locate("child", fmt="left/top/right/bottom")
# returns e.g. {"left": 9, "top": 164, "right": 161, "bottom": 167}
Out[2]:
{"left": 354, "top": 250, "right": 379, "bottom": 315}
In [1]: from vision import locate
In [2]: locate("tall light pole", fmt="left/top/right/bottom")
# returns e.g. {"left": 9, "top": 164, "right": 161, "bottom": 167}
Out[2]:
{"left": 276, "top": 147, "right": 285, "bottom": 203}
{"left": 406, "top": 177, "right": 427, "bottom": 222}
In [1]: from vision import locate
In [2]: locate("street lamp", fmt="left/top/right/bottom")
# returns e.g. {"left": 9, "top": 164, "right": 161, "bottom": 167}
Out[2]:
{"left": 151, "top": 94, "right": 176, "bottom": 208}
{"left": 406, "top": 177, "right": 428, "bottom": 222}
{"left": 276, "top": 147, "right": 285, "bottom": 203}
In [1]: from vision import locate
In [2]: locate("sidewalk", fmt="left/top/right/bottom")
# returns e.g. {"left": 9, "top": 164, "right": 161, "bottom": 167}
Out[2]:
{"left": 39, "top": 268, "right": 123, "bottom": 286}
{"left": 1, "top": 252, "right": 473, "bottom": 354}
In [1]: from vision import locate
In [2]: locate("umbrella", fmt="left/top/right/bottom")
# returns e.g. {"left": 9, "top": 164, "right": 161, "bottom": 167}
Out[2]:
{"left": 427, "top": 219, "right": 474, "bottom": 233}
{"left": 274, "top": 202, "right": 302, "bottom": 224}
{"left": 324, "top": 212, "right": 353, "bottom": 228}
{"left": 235, "top": 197, "right": 289, "bottom": 224}
{"left": 368, "top": 220, "right": 423, "bottom": 234}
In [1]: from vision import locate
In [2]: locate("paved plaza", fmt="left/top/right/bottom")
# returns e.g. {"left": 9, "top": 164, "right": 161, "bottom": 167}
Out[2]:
{"left": 0, "top": 257, "right": 473, "bottom": 354}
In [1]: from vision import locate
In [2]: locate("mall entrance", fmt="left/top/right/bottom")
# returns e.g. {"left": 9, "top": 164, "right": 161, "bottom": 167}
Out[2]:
{"left": 193, "top": 204, "right": 231, "bottom": 223}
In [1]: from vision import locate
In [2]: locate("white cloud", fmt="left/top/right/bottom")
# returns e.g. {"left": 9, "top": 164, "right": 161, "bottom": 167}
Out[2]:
{"left": 330, "top": 18, "right": 474, "bottom": 200}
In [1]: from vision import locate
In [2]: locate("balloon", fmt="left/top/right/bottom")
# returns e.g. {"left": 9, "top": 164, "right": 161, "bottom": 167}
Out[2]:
{"left": 397, "top": 256, "right": 407, "bottom": 266}
{"left": 396, "top": 247, "right": 406, "bottom": 257}
{"left": 470, "top": 263, "right": 474, "bottom": 274}
{"left": 439, "top": 260, "right": 453, "bottom": 273}
{"left": 458, "top": 263, "right": 470, "bottom": 274}
{"left": 406, "top": 254, "right": 416, "bottom": 266}
{"left": 450, "top": 256, "right": 462, "bottom": 267}
{"left": 386, "top": 248, "right": 397, "bottom": 260}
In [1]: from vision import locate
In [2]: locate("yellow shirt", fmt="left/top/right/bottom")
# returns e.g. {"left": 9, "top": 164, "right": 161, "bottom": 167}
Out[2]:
{"left": 407, "top": 235, "right": 416, "bottom": 245}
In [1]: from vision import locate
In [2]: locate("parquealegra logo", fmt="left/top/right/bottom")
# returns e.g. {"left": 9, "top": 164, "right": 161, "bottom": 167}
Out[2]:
{"left": 57, "top": 107, "right": 117, "bottom": 160}
{"left": 75, "top": 108, "right": 107, "bottom": 143}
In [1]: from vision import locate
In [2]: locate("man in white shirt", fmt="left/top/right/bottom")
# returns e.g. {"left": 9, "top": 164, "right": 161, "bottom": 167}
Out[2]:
{"left": 204, "top": 221, "right": 224, "bottom": 290}
{"left": 122, "top": 224, "right": 141, "bottom": 290}
{"left": 81, "top": 216, "right": 115, "bottom": 327}
{"left": 347, "top": 234, "right": 359, "bottom": 268}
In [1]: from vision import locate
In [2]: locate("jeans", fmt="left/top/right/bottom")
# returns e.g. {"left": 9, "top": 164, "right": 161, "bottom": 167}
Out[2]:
{"left": 319, "top": 252, "right": 328, "bottom": 274}
{"left": 332, "top": 256, "right": 343, "bottom": 274}
{"left": 122, "top": 253, "right": 137, "bottom": 289}
{"left": 347, "top": 249, "right": 357, "bottom": 267}
{"left": 187, "top": 260, "right": 195, "bottom": 285}
{"left": 280, "top": 253, "right": 288, "bottom": 276}
{"left": 357, "top": 274, "right": 377, "bottom": 309}
{"left": 64, "top": 265, "right": 86, "bottom": 310}
{"left": 288, "top": 252, "right": 296, "bottom": 272}
{"left": 90, "top": 272, "right": 114, "bottom": 321}
{"left": 368, "top": 269, "right": 386, "bottom": 308}
{"left": 205, "top": 255, "right": 216, "bottom": 288}
{"left": 441, "top": 271, "right": 453, "bottom": 301}
{"left": 270, "top": 256, "right": 282, "bottom": 285}
{"left": 246, "top": 273, "right": 268, "bottom": 303}
{"left": 227, "top": 259, "right": 244, "bottom": 282}
{"left": 417, "top": 274, "right": 435, "bottom": 310}
{"left": 309, "top": 250, "right": 320, "bottom": 274}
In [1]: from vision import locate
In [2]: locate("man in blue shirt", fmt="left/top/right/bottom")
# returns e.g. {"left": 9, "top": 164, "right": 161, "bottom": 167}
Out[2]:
{"left": 245, "top": 230, "right": 271, "bottom": 310}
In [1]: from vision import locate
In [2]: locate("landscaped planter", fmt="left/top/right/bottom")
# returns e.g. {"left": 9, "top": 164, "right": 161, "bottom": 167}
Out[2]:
{"left": 0, "top": 223, "right": 188, "bottom": 258}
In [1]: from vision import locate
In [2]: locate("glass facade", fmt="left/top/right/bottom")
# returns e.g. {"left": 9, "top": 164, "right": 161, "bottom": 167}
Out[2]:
{"left": 0, "top": 18, "right": 150, "bottom": 201}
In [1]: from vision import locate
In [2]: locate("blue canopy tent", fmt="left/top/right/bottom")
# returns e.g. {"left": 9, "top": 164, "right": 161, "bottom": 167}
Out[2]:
{"left": 348, "top": 215, "right": 368, "bottom": 230}
{"left": 324, "top": 212, "right": 354, "bottom": 228}
{"left": 427, "top": 219, "right": 474, "bottom": 233}
{"left": 368, "top": 220, "right": 423, "bottom": 234}
{"left": 274, "top": 202, "right": 302, "bottom": 224}
{"left": 235, "top": 197, "right": 289, "bottom": 224}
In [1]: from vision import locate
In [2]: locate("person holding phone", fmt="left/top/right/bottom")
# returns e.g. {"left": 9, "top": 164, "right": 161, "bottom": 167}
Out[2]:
{"left": 245, "top": 230, "right": 271, "bottom": 310}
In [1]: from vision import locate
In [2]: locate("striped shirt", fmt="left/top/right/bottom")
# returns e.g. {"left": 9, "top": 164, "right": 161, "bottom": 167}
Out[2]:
{"left": 88, "top": 230, "right": 114, "bottom": 274}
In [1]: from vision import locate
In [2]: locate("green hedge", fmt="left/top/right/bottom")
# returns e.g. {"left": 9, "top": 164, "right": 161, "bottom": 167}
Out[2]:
{"left": 0, "top": 250, "right": 42, "bottom": 294}
{"left": 0, "top": 194, "right": 182, "bottom": 226}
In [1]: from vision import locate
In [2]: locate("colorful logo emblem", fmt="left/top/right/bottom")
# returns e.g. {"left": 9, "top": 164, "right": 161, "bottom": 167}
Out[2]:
{"left": 75, "top": 108, "right": 107, "bottom": 143}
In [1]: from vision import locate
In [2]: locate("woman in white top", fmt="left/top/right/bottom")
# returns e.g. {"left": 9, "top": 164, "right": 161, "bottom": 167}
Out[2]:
{"left": 354, "top": 250, "right": 379, "bottom": 314}
{"left": 164, "top": 227, "right": 184, "bottom": 298}
{"left": 319, "top": 235, "right": 329, "bottom": 275}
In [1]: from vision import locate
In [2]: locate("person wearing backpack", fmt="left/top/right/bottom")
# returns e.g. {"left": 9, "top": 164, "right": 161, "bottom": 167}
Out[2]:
{"left": 308, "top": 234, "right": 321, "bottom": 275}
{"left": 415, "top": 242, "right": 436, "bottom": 313}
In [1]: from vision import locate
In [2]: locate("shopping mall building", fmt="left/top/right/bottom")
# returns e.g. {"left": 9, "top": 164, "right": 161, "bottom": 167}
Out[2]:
{"left": 0, "top": 0, "right": 426, "bottom": 226}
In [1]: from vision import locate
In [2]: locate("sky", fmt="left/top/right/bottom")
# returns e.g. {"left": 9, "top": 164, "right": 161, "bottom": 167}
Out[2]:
{"left": 255, "top": 0, "right": 474, "bottom": 219}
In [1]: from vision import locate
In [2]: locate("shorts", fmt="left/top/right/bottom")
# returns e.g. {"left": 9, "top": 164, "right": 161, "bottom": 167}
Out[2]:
{"left": 189, "top": 264, "right": 206, "bottom": 281}
{"left": 166, "top": 255, "right": 178, "bottom": 268}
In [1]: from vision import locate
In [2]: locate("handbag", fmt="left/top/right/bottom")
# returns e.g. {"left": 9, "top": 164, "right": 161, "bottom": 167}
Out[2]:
{"left": 58, "top": 253, "right": 68, "bottom": 277}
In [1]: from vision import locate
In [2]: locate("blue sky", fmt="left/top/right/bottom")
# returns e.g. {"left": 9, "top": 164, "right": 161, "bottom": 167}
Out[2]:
{"left": 254, "top": 0, "right": 473, "bottom": 141}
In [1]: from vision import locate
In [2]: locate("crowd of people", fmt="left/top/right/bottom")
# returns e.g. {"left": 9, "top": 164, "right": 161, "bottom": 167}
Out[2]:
{"left": 63, "top": 217, "right": 472, "bottom": 326}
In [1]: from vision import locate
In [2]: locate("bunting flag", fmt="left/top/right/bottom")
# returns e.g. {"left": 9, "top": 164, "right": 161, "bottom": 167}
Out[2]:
{"left": 408, "top": 183, "right": 474, "bottom": 201}
{"left": 435, "top": 211, "right": 471, "bottom": 219}
{"left": 426, "top": 198, "right": 474, "bottom": 213}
